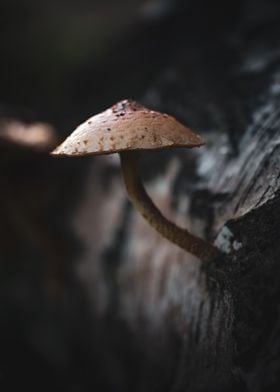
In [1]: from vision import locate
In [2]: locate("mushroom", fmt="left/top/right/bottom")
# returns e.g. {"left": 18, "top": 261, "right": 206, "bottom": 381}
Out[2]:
{"left": 0, "top": 118, "right": 63, "bottom": 297}
{"left": 0, "top": 119, "right": 57, "bottom": 152}
{"left": 51, "top": 99, "right": 220, "bottom": 261}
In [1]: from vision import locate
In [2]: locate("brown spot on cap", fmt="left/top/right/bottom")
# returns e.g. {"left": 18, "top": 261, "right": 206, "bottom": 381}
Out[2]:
{"left": 51, "top": 99, "right": 205, "bottom": 156}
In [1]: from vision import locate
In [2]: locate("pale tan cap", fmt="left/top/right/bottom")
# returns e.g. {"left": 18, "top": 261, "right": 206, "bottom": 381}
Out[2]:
{"left": 0, "top": 120, "right": 57, "bottom": 151}
{"left": 52, "top": 99, "right": 205, "bottom": 156}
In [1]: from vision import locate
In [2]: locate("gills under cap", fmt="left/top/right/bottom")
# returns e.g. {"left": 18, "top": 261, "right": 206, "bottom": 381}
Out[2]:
{"left": 52, "top": 99, "right": 205, "bottom": 156}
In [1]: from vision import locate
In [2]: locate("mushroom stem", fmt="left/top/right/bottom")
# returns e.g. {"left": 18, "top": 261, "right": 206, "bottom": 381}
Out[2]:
{"left": 119, "top": 152, "right": 220, "bottom": 261}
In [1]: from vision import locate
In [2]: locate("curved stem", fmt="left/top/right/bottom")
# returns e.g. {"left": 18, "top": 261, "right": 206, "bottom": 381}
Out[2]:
{"left": 119, "top": 151, "right": 220, "bottom": 262}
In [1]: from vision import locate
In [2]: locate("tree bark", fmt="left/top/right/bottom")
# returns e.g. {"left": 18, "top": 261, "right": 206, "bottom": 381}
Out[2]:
{"left": 1, "top": 1, "right": 280, "bottom": 391}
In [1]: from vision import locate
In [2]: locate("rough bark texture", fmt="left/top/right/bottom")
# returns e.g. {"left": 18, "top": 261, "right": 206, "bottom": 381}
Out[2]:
{"left": 1, "top": 0, "right": 280, "bottom": 391}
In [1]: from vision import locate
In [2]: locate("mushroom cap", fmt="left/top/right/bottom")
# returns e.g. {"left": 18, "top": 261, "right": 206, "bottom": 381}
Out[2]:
{"left": 52, "top": 99, "right": 205, "bottom": 156}
{"left": 0, "top": 120, "right": 57, "bottom": 152}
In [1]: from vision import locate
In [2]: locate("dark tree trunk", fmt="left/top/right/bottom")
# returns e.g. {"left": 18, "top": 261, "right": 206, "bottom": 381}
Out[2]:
{"left": 1, "top": 1, "right": 280, "bottom": 391}
{"left": 74, "top": 2, "right": 280, "bottom": 390}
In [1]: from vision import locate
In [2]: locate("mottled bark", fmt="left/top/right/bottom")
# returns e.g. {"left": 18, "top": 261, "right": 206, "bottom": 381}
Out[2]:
{"left": 1, "top": 1, "right": 280, "bottom": 391}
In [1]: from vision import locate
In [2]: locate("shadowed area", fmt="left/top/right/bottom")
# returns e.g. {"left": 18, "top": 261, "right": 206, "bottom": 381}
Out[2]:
{"left": 1, "top": 0, "right": 280, "bottom": 391}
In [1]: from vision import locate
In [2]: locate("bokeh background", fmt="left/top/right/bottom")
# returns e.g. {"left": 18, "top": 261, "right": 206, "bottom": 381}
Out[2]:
{"left": 1, "top": 1, "right": 195, "bottom": 391}
{"left": 1, "top": 0, "right": 280, "bottom": 391}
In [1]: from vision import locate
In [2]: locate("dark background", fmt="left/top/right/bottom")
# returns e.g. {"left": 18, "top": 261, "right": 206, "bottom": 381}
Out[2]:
{"left": 1, "top": 1, "right": 280, "bottom": 391}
